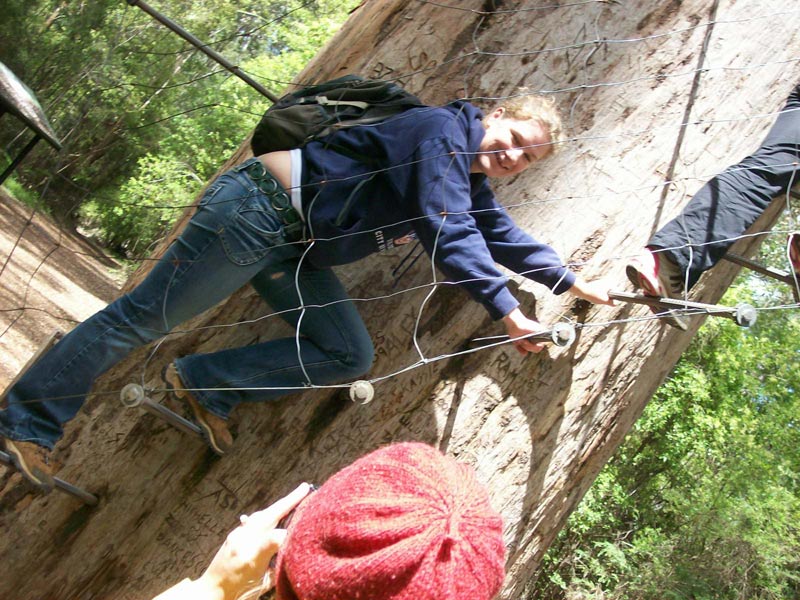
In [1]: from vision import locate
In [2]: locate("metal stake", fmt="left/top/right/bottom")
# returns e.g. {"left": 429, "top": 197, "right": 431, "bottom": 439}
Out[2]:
{"left": 0, "top": 450, "right": 99, "bottom": 506}
{"left": 722, "top": 252, "right": 799, "bottom": 303}
{"left": 126, "top": 0, "right": 279, "bottom": 103}
{"left": 469, "top": 322, "right": 577, "bottom": 349}
{"left": 120, "top": 383, "right": 203, "bottom": 437}
{"left": 609, "top": 291, "right": 757, "bottom": 327}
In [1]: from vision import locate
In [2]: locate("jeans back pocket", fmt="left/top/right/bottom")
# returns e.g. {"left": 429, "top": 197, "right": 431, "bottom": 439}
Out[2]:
{"left": 220, "top": 190, "right": 286, "bottom": 265}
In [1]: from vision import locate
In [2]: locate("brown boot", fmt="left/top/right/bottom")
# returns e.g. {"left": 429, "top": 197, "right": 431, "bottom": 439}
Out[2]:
{"left": 3, "top": 438, "right": 55, "bottom": 493}
{"left": 164, "top": 364, "right": 233, "bottom": 455}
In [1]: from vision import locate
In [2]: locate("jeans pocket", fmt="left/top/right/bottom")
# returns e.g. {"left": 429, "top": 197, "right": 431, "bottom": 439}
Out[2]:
{"left": 220, "top": 192, "right": 285, "bottom": 265}
{"left": 197, "top": 181, "right": 226, "bottom": 208}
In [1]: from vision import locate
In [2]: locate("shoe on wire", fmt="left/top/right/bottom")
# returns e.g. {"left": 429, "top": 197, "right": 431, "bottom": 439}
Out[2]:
{"left": 3, "top": 437, "right": 55, "bottom": 493}
{"left": 163, "top": 364, "right": 233, "bottom": 456}
{"left": 626, "top": 248, "right": 689, "bottom": 331}
{"left": 625, "top": 248, "right": 684, "bottom": 298}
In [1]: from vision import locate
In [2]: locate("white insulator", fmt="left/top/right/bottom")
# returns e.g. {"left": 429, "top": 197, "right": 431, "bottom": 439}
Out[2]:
{"left": 349, "top": 380, "right": 375, "bottom": 404}
{"left": 551, "top": 323, "right": 577, "bottom": 348}
{"left": 735, "top": 303, "right": 757, "bottom": 328}
{"left": 120, "top": 383, "right": 146, "bottom": 408}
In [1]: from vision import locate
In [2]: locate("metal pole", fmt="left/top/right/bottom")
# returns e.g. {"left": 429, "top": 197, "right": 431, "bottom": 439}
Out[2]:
{"left": 722, "top": 252, "right": 796, "bottom": 286}
{"left": 722, "top": 253, "right": 799, "bottom": 303}
{"left": 468, "top": 323, "right": 577, "bottom": 349}
{"left": 126, "top": 0, "right": 279, "bottom": 103}
{"left": 120, "top": 383, "right": 204, "bottom": 437}
{"left": 0, "top": 450, "right": 99, "bottom": 506}
{"left": 608, "top": 291, "right": 757, "bottom": 327}
{"left": 0, "top": 134, "right": 40, "bottom": 186}
{"left": 528, "top": 323, "right": 577, "bottom": 347}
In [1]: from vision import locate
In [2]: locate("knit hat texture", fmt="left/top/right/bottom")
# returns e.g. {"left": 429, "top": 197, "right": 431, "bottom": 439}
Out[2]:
{"left": 274, "top": 442, "right": 505, "bottom": 600}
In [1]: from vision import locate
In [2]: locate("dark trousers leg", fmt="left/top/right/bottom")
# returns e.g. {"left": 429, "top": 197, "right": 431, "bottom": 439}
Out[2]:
{"left": 650, "top": 82, "right": 800, "bottom": 289}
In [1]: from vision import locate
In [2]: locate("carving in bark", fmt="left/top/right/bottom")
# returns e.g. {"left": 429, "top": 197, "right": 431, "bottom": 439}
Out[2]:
{"left": 1, "top": 1, "right": 798, "bottom": 598}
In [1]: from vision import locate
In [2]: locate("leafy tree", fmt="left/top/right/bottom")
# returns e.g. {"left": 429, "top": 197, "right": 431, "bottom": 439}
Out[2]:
{"left": 1, "top": 0, "right": 358, "bottom": 251}
{"left": 531, "top": 225, "right": 800, "bottom": 600}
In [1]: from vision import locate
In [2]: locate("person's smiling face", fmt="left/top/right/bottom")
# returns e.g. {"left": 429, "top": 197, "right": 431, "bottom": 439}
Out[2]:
{"left": 471, "top": 107, "right": 553, "bottom": 177}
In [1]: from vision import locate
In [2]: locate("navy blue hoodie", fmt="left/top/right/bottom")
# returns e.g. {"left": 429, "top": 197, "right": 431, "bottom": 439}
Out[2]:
{"left": 300, "top": 101, "right": 576, "bottom": 320}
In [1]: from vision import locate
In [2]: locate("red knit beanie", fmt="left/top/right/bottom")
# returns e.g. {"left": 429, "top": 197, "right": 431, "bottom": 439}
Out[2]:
{"left": 274, "top": 442, "right": 505, "bottom": 600}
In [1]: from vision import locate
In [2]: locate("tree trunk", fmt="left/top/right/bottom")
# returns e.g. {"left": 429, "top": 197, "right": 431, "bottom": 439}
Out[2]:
{"left": 1, "top": 1, "right": 797, "bottom": 598}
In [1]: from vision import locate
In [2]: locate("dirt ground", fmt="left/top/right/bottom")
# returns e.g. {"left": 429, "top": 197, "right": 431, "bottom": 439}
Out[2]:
{"left": 0, "top": 187, "right": 124, "bottom": 391}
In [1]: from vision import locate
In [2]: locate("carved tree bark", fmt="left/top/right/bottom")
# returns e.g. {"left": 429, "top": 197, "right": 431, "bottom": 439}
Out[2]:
{"left": 1, "top": 1, "right": 798, "bottom": 599}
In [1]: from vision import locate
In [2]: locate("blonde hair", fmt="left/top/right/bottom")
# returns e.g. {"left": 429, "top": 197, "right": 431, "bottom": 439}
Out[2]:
{"left": 494, "top": 88, "right": 565, "bottom": 153}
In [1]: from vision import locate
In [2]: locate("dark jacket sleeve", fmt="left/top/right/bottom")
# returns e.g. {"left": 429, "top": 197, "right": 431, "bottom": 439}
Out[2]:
{"left": 408, "top": 136, "right": 575, "bottom": 320}
{"left": 470, "top": 177, "right": 576, "bottom": 294}
{"left": 407, "top": 137, "right": 519, "bottom": 320}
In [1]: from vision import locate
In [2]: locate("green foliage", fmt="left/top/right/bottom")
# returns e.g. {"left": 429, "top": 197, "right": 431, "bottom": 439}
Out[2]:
{"left": 0, "top": 151, "right": 43, "bottom": 210}
{"left": 79, "top": 153, "right": 197, "bottom": 254}
{"left": 532, "top": 228, "right": 800, "bottom": 600}
{"left": 0, "top": 0, "right": 358, "bottom": 250}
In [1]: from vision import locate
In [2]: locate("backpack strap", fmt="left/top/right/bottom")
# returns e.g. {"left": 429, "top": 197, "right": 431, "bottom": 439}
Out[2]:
{"left": 303, "top": 96, "right": 370, "bottom": 111}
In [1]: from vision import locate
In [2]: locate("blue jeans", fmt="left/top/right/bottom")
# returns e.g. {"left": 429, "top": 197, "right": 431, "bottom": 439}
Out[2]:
{"left": 650, "top": 81, "right": 800, "bottom": 289}
{"left": 0, "top": 159, "right": 373, "bottom": 449}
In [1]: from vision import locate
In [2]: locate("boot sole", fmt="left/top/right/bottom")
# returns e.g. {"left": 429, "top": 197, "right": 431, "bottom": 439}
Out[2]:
{"left": 163, "top": 365, "right": 231, "bottom": 456}
{"left": 625, "top": 264, "right": 644, "bottom": 290}
{"left": 4, "top": 441, "right": 54, "bottom": 493}
{"left": 626, "top": 265, "right": 688, "bottom": 331}
{"left": 185, "top": 398, "right": 229, "bottom": 457}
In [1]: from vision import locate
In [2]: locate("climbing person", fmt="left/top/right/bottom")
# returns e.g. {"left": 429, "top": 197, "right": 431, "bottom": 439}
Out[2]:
{"left": 154, "top": 442, "right": 506, "bottom": 600}
{"left": 626, "top": 79, "right": 800, "bottom": 327}
{"left": 1, "top": 84, "right": 612, "bottom": 492}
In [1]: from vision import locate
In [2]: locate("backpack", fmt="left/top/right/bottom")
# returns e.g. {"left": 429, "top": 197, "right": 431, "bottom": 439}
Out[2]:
{"left": 250, "top": 74, "right": 426, "bottom": 156}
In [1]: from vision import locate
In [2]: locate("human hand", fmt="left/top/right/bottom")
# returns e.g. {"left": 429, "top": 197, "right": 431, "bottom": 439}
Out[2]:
{"left": 196, "top": 482, "right": 313, "bottom": 600}
{"left": 568, "top": 277, "right": 615, "bottom": 306}
{"left": 502, "top": 307, "right": 548, "bottom": 355}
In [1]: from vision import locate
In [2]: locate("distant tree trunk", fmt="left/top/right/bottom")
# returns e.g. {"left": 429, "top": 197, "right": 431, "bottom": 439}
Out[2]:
{"left": 1, "top": 1, "right": 797, "bottom": 599}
